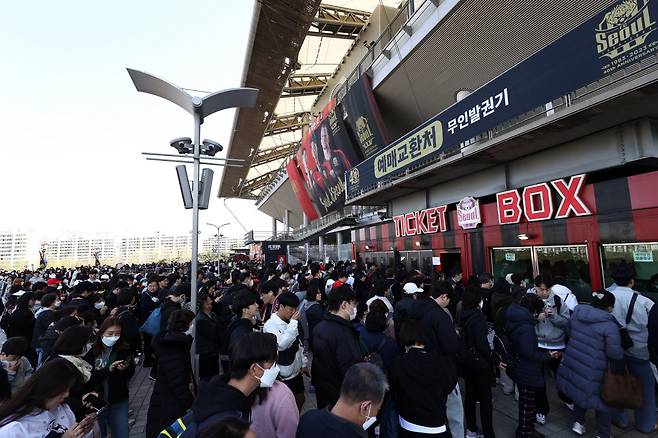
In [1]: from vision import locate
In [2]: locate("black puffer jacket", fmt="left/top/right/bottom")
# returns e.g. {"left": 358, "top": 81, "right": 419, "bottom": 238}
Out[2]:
{"left": 311, "top": 313, "right": 365, "bottom": 407}
{"left": 145, "top": 331, "right": 194, "bottom": 438}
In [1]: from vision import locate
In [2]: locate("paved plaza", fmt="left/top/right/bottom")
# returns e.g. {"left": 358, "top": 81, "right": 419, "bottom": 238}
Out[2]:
{"left": 127, "top": 365, "right": 655, "bottom": 437}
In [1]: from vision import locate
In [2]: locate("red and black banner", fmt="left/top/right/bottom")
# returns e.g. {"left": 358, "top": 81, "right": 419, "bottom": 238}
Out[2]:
{"left": 295, "top": 98, "right": 360, "bottom": 214}
{"left": 339, "top": 73, "right": 390, "bottom": 158}
{"left": 286, "top": 158, "right": 319, "bottom": 221}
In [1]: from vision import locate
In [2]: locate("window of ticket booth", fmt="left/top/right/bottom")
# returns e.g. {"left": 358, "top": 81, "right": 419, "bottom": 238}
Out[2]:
{"left": 491, "top": 247, "right": 533, "bottom": 284}
{"left": 535, "top": 245, "right": 591, "bottom": 303}
{"left": 601, "top": 243, "right": 658, "bottom": 302}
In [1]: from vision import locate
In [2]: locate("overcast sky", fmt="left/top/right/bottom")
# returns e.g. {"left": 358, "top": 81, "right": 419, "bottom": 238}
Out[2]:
{"left": 0, "top": 0, "right": 274, "bottom": 241}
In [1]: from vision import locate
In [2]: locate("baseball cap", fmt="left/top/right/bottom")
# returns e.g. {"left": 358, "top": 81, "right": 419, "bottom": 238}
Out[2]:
{"left": 47, "top": 278, "right": 62, "bottom": 287}
{"left": 403, "top": 282, "right": 423, "bottom": 295}
{"left": 505, "top": 273, "right": 514, "bottom": 285}
{"left": 100, "top": 274, "right": 110, "bottom": 281}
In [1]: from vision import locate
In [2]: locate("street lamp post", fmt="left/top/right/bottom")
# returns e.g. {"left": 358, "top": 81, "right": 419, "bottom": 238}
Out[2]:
{"left": 207, "top": 222, "right": 230, "bottom": 275}
{"left": 127, "top": 68, "right": 258, "bottom": 378}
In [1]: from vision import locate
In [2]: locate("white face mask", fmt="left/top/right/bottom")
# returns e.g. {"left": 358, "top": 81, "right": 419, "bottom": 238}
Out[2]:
{"left": 256, "top": 363, "right": 280, "bottom": 388}
{"left": 349, "top": 305, "right": 357, "bottom": 321}
{"left": 362, "top": 404, "right": 376, "bottom": 430}
{"left": 184, "top": 325, "right": 194, "bottom": 337}
{"left": 94, "top": 302, "right": 105, "bottom": 310}
{"left": 102, "top": 335, "right": 120, "bottom": 348}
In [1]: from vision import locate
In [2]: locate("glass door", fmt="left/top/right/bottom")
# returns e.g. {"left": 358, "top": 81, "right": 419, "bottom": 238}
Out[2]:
{"left": 535, "top": 245, "right": 591, "bottom": 302}
{"left": 601, "top": 242, "right": 658, "bottom": 302}
{"left": 491, "top": 247, "right": 533, "bottom": 284}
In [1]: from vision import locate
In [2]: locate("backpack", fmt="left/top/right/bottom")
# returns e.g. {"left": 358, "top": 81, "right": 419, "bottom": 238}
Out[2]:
{"left": 140, "top": 306, "right": 161, "bottom": 336}
{"left": 457, "top": 314, "right": 486, "bottom": 370}
{"left": 158, "top": 409, "right": 243, "bottom": 438}
{"left": 493, "top": 331, "right": 518, "bottom": 378}
{"left": 364, "top": 337, "right": 388, "bottom": 371}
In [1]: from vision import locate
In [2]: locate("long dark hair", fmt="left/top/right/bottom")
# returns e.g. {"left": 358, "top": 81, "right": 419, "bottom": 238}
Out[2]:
{"left": 91, "top": 317, "right": 128, "bottom": 356}
{"left": 0, "top": 358, "right": 81, "bottom": 426}
{"left": 51, "top": 326, "right": 93, "bottom": 357}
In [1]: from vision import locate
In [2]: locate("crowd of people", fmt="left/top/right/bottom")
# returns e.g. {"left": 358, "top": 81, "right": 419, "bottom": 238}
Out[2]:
{"left": 0, "top": 256, "right": 655, "bottom": 438}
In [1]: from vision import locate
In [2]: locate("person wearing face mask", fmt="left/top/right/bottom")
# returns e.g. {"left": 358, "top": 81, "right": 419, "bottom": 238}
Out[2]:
{"left": 146, "top": 309, "right": 195, "bottom": 438}
{"left": 224, "top": 291, "right": 260, "bottom": 362}
{"left": 84, "top": 317, "right": 133, "bottom": 438}
{"left": 297, "top": 362, "right": 388, "bottom": 437}
{"left": 139, "top": 278, "right": 161, "bottom": 369}
{"left": 162, "top": 332, "right": 278, "bottom": 437}
{"left": 311, "top": 285, "right": 365, "bottom": 409}
{"left": 32, "top": 293, "right": 60, "bottom": 368}
{"left": 263, "top": 292, "right": 306, "bottom": 412}
{"left": 0, "top": 337, "right": 33, "bottom": 395}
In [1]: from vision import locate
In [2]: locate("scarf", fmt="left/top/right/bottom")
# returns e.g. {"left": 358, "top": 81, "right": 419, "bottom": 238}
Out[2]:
{"left": 60, "top": 355, "right": 92, "bottom": 383}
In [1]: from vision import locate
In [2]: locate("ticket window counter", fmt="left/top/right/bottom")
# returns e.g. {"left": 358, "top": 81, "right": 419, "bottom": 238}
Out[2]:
{"left": 601, "top": 243, "right": 658, "bottom": 302}
{"left": 491, "top": 245, "right": 593, "bottom": 302}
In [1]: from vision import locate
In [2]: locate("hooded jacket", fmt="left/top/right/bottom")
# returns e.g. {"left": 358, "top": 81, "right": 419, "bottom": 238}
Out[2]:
{"left": 459, "top": 307, "right": 493, "bottom": 370}
{"left": 391, "top": 347, "right": 457, "bottom": 428}
{"left": 409, "top": 296, "right": 460, "bottom": 359}
{"left": 556, "top": 304, "right": 624, "bottom": 412}
{"left": 311, "top": 312, "right": 364, "bottom": 407}
{"left": 192, "top": 374, "right": 251, "bottom": 425}
{"left": 528, "top": 290, "right": 570, "bottom": 349}
{"left": 505, "top": 303, "right": 550, "bottom": 388}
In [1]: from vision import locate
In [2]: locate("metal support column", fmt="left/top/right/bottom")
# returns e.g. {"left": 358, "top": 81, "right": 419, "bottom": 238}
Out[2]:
{"left": 272, "top": 217, "right": 278, "bottom": 237}
{"left": 318, "top": 235, "right": 325, "bottom": 262}
{"left": 336, "top": 231, "right": 343, "bottom": 261}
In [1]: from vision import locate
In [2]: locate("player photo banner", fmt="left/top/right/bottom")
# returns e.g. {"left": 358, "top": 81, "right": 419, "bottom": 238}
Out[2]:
{"left": 286, "top": 158, "right": 319, "bottom": 221}
{"left": 296, "top": 98, "right": 361, "bottom": 215}
{"left": 340, "top": 73, "right": 390, "bottom": 158}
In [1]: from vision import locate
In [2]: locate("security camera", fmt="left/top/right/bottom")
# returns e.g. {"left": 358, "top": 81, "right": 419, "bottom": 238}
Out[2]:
{"left": 170, "top": 137, "right": 193, "bottom": 154}
{"left": 202, "top": 139, "right": 223, "bottom": 157}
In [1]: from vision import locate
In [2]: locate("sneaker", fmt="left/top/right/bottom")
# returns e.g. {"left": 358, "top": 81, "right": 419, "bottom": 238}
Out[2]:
{"left": 571, "top": 421, "right": 586, "bottom": 435}
{"left": 565, "top": 402, "right": 575, "bottom": 411}
{"left": 465, "top": 431, "right": 483, "bottom": 438}
{"left": 535, "top": 413, "right": 546, "bottom": 425}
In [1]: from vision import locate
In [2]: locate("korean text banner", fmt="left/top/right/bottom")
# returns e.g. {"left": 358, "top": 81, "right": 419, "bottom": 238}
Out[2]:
{"left": 346, "top": 0, "right": 658, "bottom": 199}
{"left": 286, "top": 158, "right": 319, "bottom": 221}
{"left": 340, "top": 73, "right": 390, "bottom": 158}
{"left": 297, "top": 98, "right": 361, "bottom": 215}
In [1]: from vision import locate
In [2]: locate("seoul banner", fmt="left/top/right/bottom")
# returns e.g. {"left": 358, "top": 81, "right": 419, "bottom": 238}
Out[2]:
{"left": 346, "top": 0, "right": 658, "bottom": 200}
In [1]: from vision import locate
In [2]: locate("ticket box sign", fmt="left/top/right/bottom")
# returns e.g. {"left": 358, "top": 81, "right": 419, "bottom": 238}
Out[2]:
{"left": 496, "top": 174, "right": 591, "bottom": 224}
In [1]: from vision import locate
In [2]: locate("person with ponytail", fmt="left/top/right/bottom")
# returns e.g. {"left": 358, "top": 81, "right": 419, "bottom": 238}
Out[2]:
{"left": 0, "top": 358, "right": 95, "bottom": 437}
{"left": 84, "top": 316, "right": 134, "bottom": 437}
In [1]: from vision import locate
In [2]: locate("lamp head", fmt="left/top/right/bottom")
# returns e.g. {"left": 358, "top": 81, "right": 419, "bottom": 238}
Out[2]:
{"left": 170, "top": 137, "right": 193, "bottom": 154}
{"left": 202, "top": 139, "right": 223, "bottom": 157}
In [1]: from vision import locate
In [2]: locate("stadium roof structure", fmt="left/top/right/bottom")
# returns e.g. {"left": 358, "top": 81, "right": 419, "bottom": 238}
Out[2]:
{"left": 218, "top": 0, "right": 403, "bottom": 201}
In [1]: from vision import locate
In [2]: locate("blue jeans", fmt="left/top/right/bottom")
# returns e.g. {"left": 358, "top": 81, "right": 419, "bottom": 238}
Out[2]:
{"left": 36, "top": 348, "right": 44, "bottom": 369}
{"left": 98, "top": 400, "right": 129, "bottom": 438}
{"left": 612, "top": 356, "right": 657, "bottom": 433}
{"left": 446, "top": 384, "right": 464, "bottom": 438}
{"left": 379, "top": 393, "right": 398, "bottom": 438}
